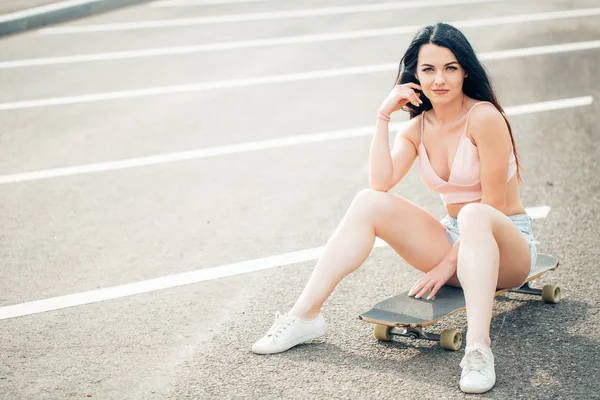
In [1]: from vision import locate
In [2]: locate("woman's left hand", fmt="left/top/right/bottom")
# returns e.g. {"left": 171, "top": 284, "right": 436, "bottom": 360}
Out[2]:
{"left": 408, "top": 261, "right": 456, "bottom": 300}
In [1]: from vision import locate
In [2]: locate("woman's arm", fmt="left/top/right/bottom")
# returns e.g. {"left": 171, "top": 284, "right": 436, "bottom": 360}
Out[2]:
{"left": 369, "top": 83, "right": 422, "bottom": 191}
{"left": 409, "top": 239, "right": 460, "bottom": 299}
{"left": 369, "top": 118, "right": 419, "bottom": 191}
{"left": 469, "top": 105, "right": 513, "bottom": 210}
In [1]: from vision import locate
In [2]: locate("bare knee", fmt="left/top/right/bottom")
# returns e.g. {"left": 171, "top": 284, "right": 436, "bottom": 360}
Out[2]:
{"left": 457, "top": 203, "right": 494, "bottom": 233}
{"left": 349, "top": 188, "right": 393, "bottom": 216}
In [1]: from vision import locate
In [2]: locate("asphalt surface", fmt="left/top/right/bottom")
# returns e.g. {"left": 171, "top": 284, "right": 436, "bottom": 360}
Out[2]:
{"left": 0, "top": 0, "right": 60, "bottom": 15}
{"left": 0, "top": 0, "right": 599, "bottom": 398}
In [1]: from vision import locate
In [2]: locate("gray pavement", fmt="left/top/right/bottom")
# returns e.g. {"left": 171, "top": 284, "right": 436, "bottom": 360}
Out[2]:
{"left": 0, "top": 0, "right": 599, "bottom": 398}
{"left": 0, "top": 0, "right": 61, "bottom": 15}
{"left": 0, "top": 0, "right": 152, "bottom": 37}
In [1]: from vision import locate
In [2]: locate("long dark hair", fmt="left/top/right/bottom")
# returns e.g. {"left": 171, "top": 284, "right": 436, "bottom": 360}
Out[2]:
{"left": 396, "top": 23, "right": 522, "bottom": 182}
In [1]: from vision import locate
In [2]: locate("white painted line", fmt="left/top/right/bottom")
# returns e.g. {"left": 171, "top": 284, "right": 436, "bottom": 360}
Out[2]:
{"left": 151, "top": 0, "right": 267, "bottom": 7}
{"left": 502, "top": 96, "right": 594, "bottom": 116}
{"left": 0, "top": 206, "right": 549, "bottom": 320}
{"left": 0, "top": 125, "right": 389, "bottom": 185}
{"left": 0, "top": 97, "right": 592, "bottom": 185}
{"left": 525, "top": 206, "right": 551, "bottom": 219}
{"left": 0, "top": 0, "right": 103, "bottom": 23}
{"left": 3, "top": 8, "right": 598, "bottom": 68}
{"left": 482, "top": 41, "right": 600, "bottom": 60}
{"left": 0, "top": 64, "right": 395, "bottom": 110}
{"left": 0, "top": 245, "right": 332, "bottom": 320}
{"left": 39, "top": 0, "right": 504, "bottom": 34}
{"left": 1, "top": 41, "right": 599, "bottom": 111}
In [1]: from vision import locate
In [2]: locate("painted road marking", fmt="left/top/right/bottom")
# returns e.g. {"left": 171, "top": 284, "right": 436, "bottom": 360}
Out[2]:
{"left": 0, "top": 205, "right": 550, "bottom": 321}
{"left": 524, "top": 206, "right": 551, "bottom": 219}
{"left": 40, "top": 0, "right": 504, "bottom": 34}
{"left": 1, "top": 41, "right": 599, "bottom": 110}
{"left": 0, "top": 96, "right": 592, "bottom": 185}
{"left": 3, "top": 8, "right": 598, "bottom": 68}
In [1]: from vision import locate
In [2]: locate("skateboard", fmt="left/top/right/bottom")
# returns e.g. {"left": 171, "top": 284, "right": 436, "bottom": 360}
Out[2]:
{"left": 359, "top": 253, "right": 560, "bottom": 351}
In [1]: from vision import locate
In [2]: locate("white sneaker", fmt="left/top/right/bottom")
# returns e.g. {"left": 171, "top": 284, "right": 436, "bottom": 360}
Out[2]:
{"left": 251, "top": 312, "right": 327, "bottom": 355}
{"left": 459, "top": 344, "right": 496, "bottom": 394}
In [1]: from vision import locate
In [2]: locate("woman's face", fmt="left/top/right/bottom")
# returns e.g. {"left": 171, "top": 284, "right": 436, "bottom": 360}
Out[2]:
{"left": 415, "top": 43, "right": 467, "bottom": 105}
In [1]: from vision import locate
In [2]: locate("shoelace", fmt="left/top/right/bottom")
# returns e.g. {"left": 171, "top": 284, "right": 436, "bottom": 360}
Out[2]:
{"left": 266, "top": 312, "right": 293, "bottom": 339}
{"left": 460, "top": 349, "right": 489, "bottom": 372}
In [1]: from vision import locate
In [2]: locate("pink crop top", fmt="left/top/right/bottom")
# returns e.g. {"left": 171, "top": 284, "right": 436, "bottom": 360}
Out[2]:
{"left": 418, "top": 102, "right": 517, "bottom": 205}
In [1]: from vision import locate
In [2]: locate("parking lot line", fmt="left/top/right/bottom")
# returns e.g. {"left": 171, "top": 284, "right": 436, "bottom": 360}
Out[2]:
{"left": 1, "top": 40, "right": 598, "bottom": 110}
{"left": 40, "top": 0, "right": 504, "bottom": 34}
{"left": 0, "top": 205, "right": 550, "bottom": 321}
{"left": 2, "top": 8, "right": 598, "bottom": 68}
{"left": 0, "top": 96, "right": 592, "bottom": 185}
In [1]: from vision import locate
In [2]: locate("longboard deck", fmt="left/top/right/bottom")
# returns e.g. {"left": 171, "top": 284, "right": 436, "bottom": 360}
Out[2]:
{"left": 359, "top": 254, "right": 559, "bottom": 328}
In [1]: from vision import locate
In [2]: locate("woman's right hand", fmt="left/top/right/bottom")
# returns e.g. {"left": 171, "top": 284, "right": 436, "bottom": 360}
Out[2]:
{"left": 379, "top": 83, "right": 423, "bottom": 115}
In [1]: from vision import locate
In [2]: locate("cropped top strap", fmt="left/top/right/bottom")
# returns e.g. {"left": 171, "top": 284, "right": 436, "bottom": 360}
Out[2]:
{"left": 462, "top": 101, "right": 493, "bottom": 136}
{"left": 420, "top": 101, "right": 492, "bottom": 140}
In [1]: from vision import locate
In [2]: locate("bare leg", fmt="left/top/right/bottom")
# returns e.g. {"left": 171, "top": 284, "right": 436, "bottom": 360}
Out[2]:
{"left": 289, "top": 196, "right": 376, "bottom": 319}
{"left": 456, "top": 203, "right": 531, "bottom": 347}
{"left": 289, "top": 189, "right": 453, "bottom": 320}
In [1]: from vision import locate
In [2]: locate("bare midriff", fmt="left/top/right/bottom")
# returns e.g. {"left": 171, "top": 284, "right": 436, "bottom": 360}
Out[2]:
{"left": 445, "top": 175, "right": 526, "bottom": 218}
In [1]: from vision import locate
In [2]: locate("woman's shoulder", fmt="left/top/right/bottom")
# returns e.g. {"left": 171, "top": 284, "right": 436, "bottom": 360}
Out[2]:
{"left": 467, "top": 100, "right": 503, "bottom": 123}
{"left": 467, "top": 101, "right": 510, "bottom": 142}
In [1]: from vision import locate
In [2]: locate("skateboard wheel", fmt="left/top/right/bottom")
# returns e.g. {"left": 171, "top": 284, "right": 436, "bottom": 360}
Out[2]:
{"left": 440, "top": 329, "right": 462, "bottom": 351}
{"left": 542, "top": 285, "right": 561, "bottom": 304}
{"left": 373, "top": 325, "right": 393, "bottom": 341}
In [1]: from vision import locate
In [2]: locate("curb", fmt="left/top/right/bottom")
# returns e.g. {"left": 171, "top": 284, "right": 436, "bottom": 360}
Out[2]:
{"left": 0, "top": 0, "right": 153, "bottom": 37}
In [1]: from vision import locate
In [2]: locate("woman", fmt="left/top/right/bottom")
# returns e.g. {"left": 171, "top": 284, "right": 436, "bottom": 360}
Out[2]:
{"left": 251, "top": 23, "right": 536, "bottom": 394}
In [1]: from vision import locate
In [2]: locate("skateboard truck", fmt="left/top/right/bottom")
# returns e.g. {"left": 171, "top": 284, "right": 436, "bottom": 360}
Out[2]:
{"left": 511, "top": 282, "right": 542, "bottom": 296}
{"left": 374, "top": 325, "right": 463, "bottom": 351}
{"left": 390, "top": 326, "right": 440, "bottom": 342}
{"left": 511, "top": 282, "right": 562, "bottom": 303}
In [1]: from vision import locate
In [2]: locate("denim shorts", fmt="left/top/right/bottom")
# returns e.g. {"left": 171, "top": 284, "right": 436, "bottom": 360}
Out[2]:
{"left": 440, "top": 213, "right": 537, "bottom": 275}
